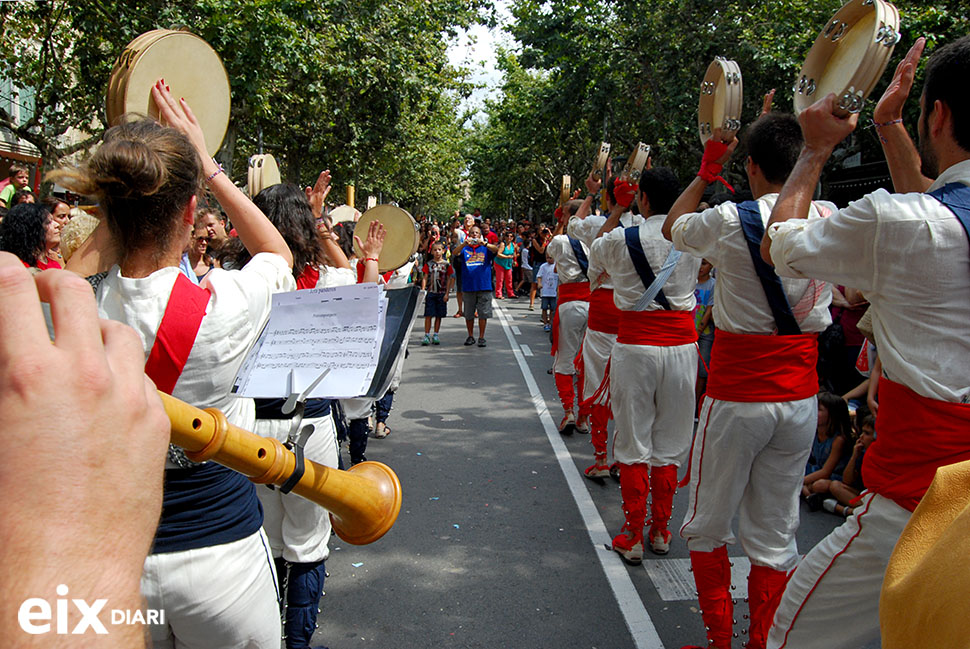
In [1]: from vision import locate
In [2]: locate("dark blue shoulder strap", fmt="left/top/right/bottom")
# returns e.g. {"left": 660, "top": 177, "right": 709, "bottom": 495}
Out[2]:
{"left": 568, "top": 236, "right": 589, "bottom": 277}
{"left": 624, "top": 226, "right": 671, "bottom": 310}
{"left": 927, "top": 182, "right": 970, "bottom": 247}
{"left": 736, "top": 201, "right": 801, "bottom": 335}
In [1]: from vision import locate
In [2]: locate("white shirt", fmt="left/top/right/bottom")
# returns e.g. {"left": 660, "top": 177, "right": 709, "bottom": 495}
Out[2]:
{"left": 537, "top": 262, "right": 559, "bottom": 297}
{"left": 315, "top": 265, "right": 357, "bottom": 288}
{"left": 97, "top": 253, "right": 295, "bottom": 432}
{"left": 671, "top": 194, "right": 833, "bottom": 335}
{"left": 571, "top": 212, "right": 645, "bottom": 291}
{"left": 768, "top": 159, "right": 970, "bottom": 403}
{"left": 592, "top": 213, "right": 700, "bottom": 311}
{"left": 546, "top": 234, "right": 589, "bottom": 285}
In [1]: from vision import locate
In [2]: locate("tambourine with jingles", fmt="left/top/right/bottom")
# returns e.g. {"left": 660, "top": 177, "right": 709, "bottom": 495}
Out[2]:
{"left": 559, "top": 175, "right": 571, "bottom": 207}
{"left": 592, "top": 143, "right": 611, "bottom": 181}
{"left": 619, "top": 142, "right": 651, "bottom": 183}
{"left": 698, "top": 57, "right": 743, "bottom": 144}
{"left": 329, "top": 205, "right": 358, "bottom": 224}
{"left": 793, "top": 0, "right": 901, "bottom": 116}
{"left": 353, "top": 204, "right": 419, "bottom": 273}
{"left": 106, "top": 29, "right": 231, "bottom": 156}
{"left": 247, "top": 154, "right": 282, "bottom": 198}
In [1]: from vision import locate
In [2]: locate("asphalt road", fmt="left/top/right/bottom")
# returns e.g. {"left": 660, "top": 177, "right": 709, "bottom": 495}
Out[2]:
{"left": 313, "top": 294, "right": 843, "bottom": 649}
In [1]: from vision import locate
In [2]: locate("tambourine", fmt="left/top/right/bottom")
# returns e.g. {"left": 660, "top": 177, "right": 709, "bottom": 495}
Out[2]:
{"left": 619, "top": 142, "right": 651, "bottom": 183}
{"left": 793, "top": 0, "right": 901, "bottom": 116}
{"left": 698, "top": 57, "right": 743, "bottom": 145}
{"left": 353, "top": 205, "right": 419, "bottom": 273}
{"left": 591, "top": 143, "right": 611, "bottom": 181}
{"left": 559, "top": 175, "right": 571, "bottom": 207}
{"left": 247, "top": 154, "right": 281, "bottom": 198}
{"left": 329, "top": 205, "right": 358, "bottom": 224}
{"left": 106, "top": 29, "right": 231, "bottom": 156}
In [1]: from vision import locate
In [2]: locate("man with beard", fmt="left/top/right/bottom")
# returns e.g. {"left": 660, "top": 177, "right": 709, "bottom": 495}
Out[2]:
{"left": 760, "top": 36, "right": 970, "bottom": 648}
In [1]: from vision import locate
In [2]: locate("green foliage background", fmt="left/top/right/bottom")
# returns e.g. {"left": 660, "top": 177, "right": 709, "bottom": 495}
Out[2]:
{"left": 467, "top": 0, "right": 970, "bottom": 219}
{"left": 1, "top": 1, "right": 968, "bottom": 221}
{"left": 0, "top": 0, "right": 486, "bottom": 218}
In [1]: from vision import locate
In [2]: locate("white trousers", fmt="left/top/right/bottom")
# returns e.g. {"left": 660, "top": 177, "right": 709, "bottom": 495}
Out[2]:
{"left": 553, "top": 301, "right": 589, "bottom": 375}
{"left": 256, "top": 413, "right": 339, "bottom": 563}
{"left": 609, "top": 342, "right": 695, "bottom": 466}
{"left": 680, "top": 395, "right": 816, "bottom": 569}
{"left": 581, "top": 328, "right": 616, "bottom": 398}
{"left": 142, "top": 529, "right": 281, "bottom": 649}
{"left": 768, "top": 492, "right": 910, "bottom": 649}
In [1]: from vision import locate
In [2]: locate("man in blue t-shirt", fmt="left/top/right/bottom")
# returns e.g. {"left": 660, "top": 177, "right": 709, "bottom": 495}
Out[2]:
{"left": 452, "top": 225, "right": 500, "bottom": 347}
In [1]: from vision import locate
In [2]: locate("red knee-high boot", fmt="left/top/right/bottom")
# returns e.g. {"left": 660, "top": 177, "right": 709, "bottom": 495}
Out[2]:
{"left": 554, "top": 372, "right": 576, "bottom": 433}
{"left": 584, "top": 404, "right": 611, "bottom": 478}
{"left": 745, "top": 565, "right": 788, "bottom": 649}
{"left": 611, "top": 463, "right": 649, "bottom": 565}
{"left": 686, "top": 546, "right": 733, "bottom": 649}
{"left": 648, "top": 464, "right": 678, "bottom": 555}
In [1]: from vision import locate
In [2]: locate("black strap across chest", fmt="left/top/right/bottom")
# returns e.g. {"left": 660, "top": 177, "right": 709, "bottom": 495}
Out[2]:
{"left": 624, "top": 226, "right": 671, "bottom": 310}
{"left": 568, "top": 236, "right": 589, "bottom": 278}
{"left": 736, "top": 201, "right": 801, "bottom": 335}
{"left": 927, "top": 182, "right": 970, "bottom": 253}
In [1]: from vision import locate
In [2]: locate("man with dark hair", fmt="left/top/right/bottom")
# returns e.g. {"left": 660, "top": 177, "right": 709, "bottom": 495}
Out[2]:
{"left": 593, "top": 166, "right": 700, "bottom": 564}
{"left": 661, "top": 112, "right": 836, "bottom": 649}
{"left": 743, "top": 113, "right": 805, "bottom": 184}
{"left": 453, "top": 225, "right": 500, "bottom": 346}
{"left": 759, "top": 36, "right": 970, "bottom": 648}
{"left": 568, "top": 172, "right": 645, "bottom": 479}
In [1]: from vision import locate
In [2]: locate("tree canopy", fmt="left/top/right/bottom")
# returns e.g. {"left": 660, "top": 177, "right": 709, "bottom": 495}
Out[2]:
{"left": 0, "top": 0, "right": 486, "bottom": 218}
{"left": 467, "top": 0, "right": 970, "bottom": 219}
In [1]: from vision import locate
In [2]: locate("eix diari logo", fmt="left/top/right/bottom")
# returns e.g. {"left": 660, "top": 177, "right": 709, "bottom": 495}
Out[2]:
{"left": 18, "top": 584, "right": 165, "bottom": 635}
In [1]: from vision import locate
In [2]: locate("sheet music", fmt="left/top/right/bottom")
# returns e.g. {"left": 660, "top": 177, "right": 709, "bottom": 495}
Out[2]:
{"left": 232, "top": 283, "right": 383, "bottom": 399}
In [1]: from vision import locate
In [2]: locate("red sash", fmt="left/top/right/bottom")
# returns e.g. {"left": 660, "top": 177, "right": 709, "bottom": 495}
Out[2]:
{"left": 863, "top": 377, "right": 970, "bottom": 512}
{"left": 296, "top": 264, "right": 319, "bottom": 290}
{"left": 587, "top": 288, "right": 621, "bottom": 335}
{"left": 144, "top": 274, "right": 212, "bottom": 395}
{"left": 551, "top": 281, "right": 590, "bottom": 356}
{"left": 706, "top": 328, "right": 817, "bottom": 402}
{"left": 616, "top": 310, "right": 697, "bottom": 346}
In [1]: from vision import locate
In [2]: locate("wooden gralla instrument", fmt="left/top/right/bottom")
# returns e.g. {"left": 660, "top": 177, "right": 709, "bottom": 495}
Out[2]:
{"left": 159, "top": 392, "right": 402, "bottom": 545}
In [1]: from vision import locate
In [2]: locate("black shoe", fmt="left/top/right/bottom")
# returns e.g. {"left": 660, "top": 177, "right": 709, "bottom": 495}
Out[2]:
{"left": 806, "top": 493, "right": 824, "bottom": 512}
{"left": 464, "top": 336, "right": 476, "bottom": 346}
{"left": 477, "top": 337, "right": 487, "bottom": 347}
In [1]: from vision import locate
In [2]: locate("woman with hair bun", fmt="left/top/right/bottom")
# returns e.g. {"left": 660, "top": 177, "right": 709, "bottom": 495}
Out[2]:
{"left": 50, "top": 81, "right": 293, "bottom": 648}
{"left": 0, "top": 202, "right": 62, "bottom": 269}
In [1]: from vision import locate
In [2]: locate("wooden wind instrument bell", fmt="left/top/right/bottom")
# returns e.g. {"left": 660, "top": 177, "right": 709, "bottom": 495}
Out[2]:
{"left": 158, "top": 392, "right": 402, "bottom": 545}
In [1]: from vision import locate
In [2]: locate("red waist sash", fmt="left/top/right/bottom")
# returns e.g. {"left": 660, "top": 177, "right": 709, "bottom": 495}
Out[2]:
{"left": 706, "top": 328, "right": 818, "bottom": 402}
{"left": 587, "top": 288, "right": 621, "bottom": 335}
{"left": 864, "top": 377, "right": 970, "bottom": 512}
{"left": 616, "top": 310, "right": 697, "bottom": 346}
{"left": 551, "top": 281, "right": 591, "bottom": 356}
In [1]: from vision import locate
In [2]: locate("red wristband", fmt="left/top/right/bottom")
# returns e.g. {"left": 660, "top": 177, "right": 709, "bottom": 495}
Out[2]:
{"left": 364, "top": 257, "right": 379, "bottom": 263}
{"left": 614, "top": 180, "right": 638, "bottom": 208}
{"left": 697, "top": 139, "right": 734, "bottom": 192}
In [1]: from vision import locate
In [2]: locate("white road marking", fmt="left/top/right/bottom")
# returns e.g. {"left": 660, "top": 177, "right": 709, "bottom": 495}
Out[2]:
{"left": 519, "top": 344, "right": 533, "bottom": 357}
{"left": 494, "top": 306, "right": 665, "bottom": 649}
{"left": 511, "top": 325, "right": 522, "bottom": 335}
{"left": 644, "top": 557, "right": 750, "bottom": 602}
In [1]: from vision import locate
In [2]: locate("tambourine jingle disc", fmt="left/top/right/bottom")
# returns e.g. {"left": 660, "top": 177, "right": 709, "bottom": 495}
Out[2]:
{"left": 817, "top": 11, "right": 877, "bottom": 101}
